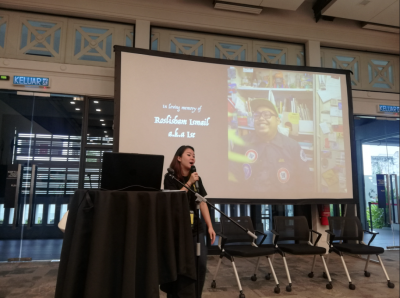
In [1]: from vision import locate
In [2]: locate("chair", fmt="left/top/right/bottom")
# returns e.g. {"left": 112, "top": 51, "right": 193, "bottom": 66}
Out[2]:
{"left": 210, "top": 216, "right": 280, "bottom": 298}
{"left": 272, "top": 216, "right": 333, "bottom": 292}
{"left": 326, "top": 216, "right": 395, "bottom": 290}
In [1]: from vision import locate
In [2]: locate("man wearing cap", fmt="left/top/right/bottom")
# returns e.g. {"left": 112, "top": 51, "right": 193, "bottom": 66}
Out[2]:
{"left": 230, "top": 98, "right": 313, "bottom": 194}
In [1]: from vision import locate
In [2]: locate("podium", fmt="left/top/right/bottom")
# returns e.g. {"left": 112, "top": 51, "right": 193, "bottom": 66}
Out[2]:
{"left": 55, "top": 190, "right": 197, "bottom": 298}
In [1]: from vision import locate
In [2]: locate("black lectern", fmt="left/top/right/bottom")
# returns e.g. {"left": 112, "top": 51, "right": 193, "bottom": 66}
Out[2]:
{"left": 55, "top": 190, "right": 196, "bottom": 298}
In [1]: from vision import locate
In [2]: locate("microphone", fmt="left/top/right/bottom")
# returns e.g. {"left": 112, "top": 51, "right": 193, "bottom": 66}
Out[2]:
{"left": 190, "top": 165, "right": 200, "bottom": 191}
{"left": 167, "top": 168, "right": 175, "bottom": 175}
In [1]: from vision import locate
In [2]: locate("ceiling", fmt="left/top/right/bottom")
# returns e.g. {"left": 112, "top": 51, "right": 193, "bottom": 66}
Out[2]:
{"left": 321, "top": 0, "right": 399, "bottom": 27}
{"left": 214, "top": 0, "right": 399, "bottom": 31}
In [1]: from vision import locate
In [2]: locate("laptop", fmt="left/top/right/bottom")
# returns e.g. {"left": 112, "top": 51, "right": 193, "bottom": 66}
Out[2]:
{"left": 101, "top": 152, "right": 164, "bottom": 191}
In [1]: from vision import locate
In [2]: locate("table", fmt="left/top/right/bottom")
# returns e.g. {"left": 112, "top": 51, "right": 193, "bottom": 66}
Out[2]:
{"left": 55, "top": 190, "right": 197, "bottom": 298}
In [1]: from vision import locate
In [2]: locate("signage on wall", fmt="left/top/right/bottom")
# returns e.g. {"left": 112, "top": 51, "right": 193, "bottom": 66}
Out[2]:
{"left": 13, "top": 76, "right": 50, "bottom": 87}
{"left": 377, "top": 105, "right": 399, "bottom": 114}
{"left": 0, "top": 75, "right": 10, "bottom": 81}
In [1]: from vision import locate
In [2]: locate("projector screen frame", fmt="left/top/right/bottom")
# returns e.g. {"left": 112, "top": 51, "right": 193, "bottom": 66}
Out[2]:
{"left": 114, "top": 46, "right": 358, "bottom": 205}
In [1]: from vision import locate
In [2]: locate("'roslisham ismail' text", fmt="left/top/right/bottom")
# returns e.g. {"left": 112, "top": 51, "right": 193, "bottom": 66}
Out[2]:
{"left": 154, "top": 115, "right": 211, "bottom": 126}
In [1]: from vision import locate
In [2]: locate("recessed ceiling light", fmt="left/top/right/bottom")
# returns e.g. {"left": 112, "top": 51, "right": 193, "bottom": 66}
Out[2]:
{"left": 96, "top": 109, "right": 101, "bottom": 112}
{"left": 104, "top": 131, "right": 107, "bottom": 133}
{"left": 105, "top": 135, "right": 108, "bottom": 137}
{"left": 102, "top": 123, "right": 106, "bottom": 126}
{"left": 75, "top": 108, "right": 80, "bottom": 111}
{"left": 100, "top": 119, "right": 104, "bottom": 122}
{"left": 70, "top": 101, "right": 75, "bottom": 104}
{"left": 94, "top": 101, "right": 99, "bottom": 103}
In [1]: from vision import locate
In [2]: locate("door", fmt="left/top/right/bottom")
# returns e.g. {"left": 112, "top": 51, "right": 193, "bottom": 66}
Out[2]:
{"left": 355, "top": 116, "right": 400, "bottom": 249}
{"left": 0, "top": 90, "right": 84, "bottom": 261}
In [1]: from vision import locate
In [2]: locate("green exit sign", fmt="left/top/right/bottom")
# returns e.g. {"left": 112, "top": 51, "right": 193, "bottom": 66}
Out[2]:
{"left": 0, "top": 75, "right": 10, "bottom": 81}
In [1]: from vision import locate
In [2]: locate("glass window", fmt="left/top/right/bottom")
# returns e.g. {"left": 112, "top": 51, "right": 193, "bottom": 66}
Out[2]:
{"left": 8, "top": 208, "right": 14, "bottom": 225}
{"left": 0, "top": 204, "right": 4, "bottom": 224}
{"left": 22, "top": 204, "right": 29, "bottom": 225}
{"left": 74, "top": 26, "right": 113, "bottom": 62}
{"left": 34, "top": 204, "right": 44, "bottom": 224}
{"left": 214, "top": 204, "right": 221, "bottom": 222}
{"left": 20, "top": 20, "right": 62, "bottom": 57}
{"left": 60, "top": 204, "right": 68, "bottom": 219}
{"left": 84, "top": 149, "right": 113, "bottom": 189}
{"left": 47, "top": 204, "right": 56, "bottom": 224}
{"left": 87, "top": 99, "right": 114, "bottom": 145}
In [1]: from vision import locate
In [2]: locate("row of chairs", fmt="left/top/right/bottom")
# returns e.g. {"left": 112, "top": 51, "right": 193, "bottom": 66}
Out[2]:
{"left": 210, "top": 216, "right": 395, "bottom": 298}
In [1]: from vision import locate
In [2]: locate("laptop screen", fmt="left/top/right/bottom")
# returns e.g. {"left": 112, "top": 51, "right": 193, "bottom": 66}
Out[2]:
{"left": 101, "top": 152, "right": 164, "bottom": 191}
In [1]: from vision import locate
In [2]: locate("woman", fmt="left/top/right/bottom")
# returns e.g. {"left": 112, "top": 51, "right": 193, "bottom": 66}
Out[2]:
{"left": 164, "top": 145, "right": 216, "bottom": 297}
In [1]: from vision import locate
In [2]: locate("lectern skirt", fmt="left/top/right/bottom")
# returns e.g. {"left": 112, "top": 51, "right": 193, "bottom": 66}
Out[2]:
{"left": 167, "top": 233, "right": 207, "bottom": 298}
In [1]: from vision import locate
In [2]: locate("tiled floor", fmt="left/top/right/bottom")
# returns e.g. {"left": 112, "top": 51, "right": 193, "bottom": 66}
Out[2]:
{"left": 0, "top": 250, "right": 398, "bottom": 298}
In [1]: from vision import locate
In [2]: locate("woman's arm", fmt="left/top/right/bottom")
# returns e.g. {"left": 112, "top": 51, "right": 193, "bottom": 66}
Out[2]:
{"left": 200, "top": 202, "right": 216, "bottom": 244}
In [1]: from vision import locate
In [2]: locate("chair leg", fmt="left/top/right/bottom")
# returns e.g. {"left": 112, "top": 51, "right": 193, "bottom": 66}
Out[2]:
{"left": 282, "top": 255, "right": 292, "bottom": 292}
{"left": 320, "top": 255, "right": 333, "bottom": 289}
{"left": 267, "top": 256, "right": 280, "bottom": 294}
{"left": 251, "top": 257, "right": 261, "bottom": 281}
{"left": 364, "top": 255, "right": 371, "bottom": 277}
{"left": 323, "top": 253, "right": 330, "bottom": 279}
{"left": 231, "top": 259, "right": 245, "bottom": 298}
{"left": 265, "top": 253, "right": 275, "bottom": 280}
{"left": 376, "top": 254, "right": 395, "bottom": 288}
{"left": 339, "top": 253, "right": 355, "bottom": 290}
{"left": 211, "top": 255, "right": 223, "bottom": 289}
{"left": 308, "top": 255, "right": 317, "bottom": 278}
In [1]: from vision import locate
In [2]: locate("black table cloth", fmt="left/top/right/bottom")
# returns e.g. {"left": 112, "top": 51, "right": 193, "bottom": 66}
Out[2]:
{"left": 55, "top": 190, "right": 197, "bottom": 298}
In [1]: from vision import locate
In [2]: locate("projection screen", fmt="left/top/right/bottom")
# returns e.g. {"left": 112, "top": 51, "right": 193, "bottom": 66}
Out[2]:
{"left": 115, "top": 47, "right": 357, "bottom": 203}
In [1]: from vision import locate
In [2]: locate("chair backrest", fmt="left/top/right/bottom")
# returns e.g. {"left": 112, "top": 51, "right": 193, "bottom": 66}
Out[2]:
{"left": 220, "top": 216, "right": 255, "bottom": 244}
{"left": 327, "top": 216, "right": 363, "bottom": 241}
{"left": 273, "top": 216, "right": 310, "bottom": 242}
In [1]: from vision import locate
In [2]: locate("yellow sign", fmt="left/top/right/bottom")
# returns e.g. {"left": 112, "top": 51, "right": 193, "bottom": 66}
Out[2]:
{"left": 288, "top": 113, "right": 300, "bottom": 124}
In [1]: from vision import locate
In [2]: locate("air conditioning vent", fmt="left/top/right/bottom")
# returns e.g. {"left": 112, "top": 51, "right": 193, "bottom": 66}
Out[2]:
{"left": 214, "top": 1, "right": 263, "bottom": 14}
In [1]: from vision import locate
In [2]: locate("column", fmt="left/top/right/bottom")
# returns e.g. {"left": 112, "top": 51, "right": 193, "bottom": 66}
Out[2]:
{"left": 135, "top": 20, "right": 150, "bottom": 49}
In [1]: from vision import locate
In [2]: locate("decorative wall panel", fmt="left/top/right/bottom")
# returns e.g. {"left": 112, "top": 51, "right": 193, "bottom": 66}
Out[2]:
{"left": 1, "top": 10, "right": 134, "bottom": 67}
{"left": 66, "top": 19, "right": 133, "bottom": 67}
{"left": 152, "top": 28, "right": 304, "bottom": 66}
{"left": 321, "top": 48, "right": 399, "bottom": 93}
{"left": 0, "top": 14, "right": 8, "bottom": 55}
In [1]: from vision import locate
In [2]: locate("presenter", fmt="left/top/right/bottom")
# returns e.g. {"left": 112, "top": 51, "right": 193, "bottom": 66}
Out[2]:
{"left": 164, "top": 145, "right": 216, "bottom": 298}
{"left": 230, "top": 99, "right": 313, "bottom": 193}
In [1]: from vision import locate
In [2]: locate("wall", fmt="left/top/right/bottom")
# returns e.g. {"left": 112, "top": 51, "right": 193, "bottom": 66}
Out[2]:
{"left": 0, "top": 0, "right": 398, "bottom": 53}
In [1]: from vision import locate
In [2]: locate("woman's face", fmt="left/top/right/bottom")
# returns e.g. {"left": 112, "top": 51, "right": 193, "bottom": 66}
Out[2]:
{"left": 178, "top": 148, "right": 195, "bottom": 171}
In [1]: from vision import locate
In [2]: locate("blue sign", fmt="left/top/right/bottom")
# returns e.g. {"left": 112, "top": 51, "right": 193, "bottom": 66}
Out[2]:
{"left": 13, "top": 76, "right": 50, "bottom": 87}
{"left": 378, "top": 105, "right": 399, "bottom": 113}
{"left": 376, "top": 174, "right": 386, "bottom": 208}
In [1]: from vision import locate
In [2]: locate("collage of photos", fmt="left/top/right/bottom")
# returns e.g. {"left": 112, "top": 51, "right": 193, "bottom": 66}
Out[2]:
{"left": 227, "top": 66, "right": 347, "bottom": 196}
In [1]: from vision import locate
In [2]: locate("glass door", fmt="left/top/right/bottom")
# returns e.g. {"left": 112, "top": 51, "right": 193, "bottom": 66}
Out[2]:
{"left": 355, "top": 116, "right": 399, "bottom": 249}
{"left": 0, "top": 90, "right": 84, "bottom": 261}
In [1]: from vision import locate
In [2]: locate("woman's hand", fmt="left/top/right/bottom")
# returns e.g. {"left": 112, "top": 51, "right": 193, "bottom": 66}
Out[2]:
{"left": 188, "top": 172, "right": 199, "bottom": 186}
{"left": 208, "top": 227, "right": 216, "bottom": 245}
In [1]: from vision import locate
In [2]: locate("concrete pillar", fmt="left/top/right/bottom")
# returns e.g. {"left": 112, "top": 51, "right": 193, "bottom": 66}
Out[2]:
{"left": 135, "top": 20, "right": 150, "bottom": 49}
{"left": 305, "top": 40, "right": 329, "bottom": 251}
{"left": 305, "top": 40, "right": 321, "bottom": 67}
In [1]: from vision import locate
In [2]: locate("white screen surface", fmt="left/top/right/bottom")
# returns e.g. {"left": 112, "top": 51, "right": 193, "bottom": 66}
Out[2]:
{"left": 119, "top": 51, "right": 353, "bottom": 200}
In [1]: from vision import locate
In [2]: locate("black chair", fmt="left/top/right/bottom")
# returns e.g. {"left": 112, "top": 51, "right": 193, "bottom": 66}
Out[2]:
{"left": 326, "top": 216, "right": 395, "bottom": 290}
{"left": 210, "top": 216, "right": 280, "bottom": 298}
{"left": 272, "top": 216, "right": 333, "bottom": 292}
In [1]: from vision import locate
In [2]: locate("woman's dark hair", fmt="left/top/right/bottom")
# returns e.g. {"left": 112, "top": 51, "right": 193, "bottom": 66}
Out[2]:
{"left": 170, "top": 145, "right": 195, "bottom": 182}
